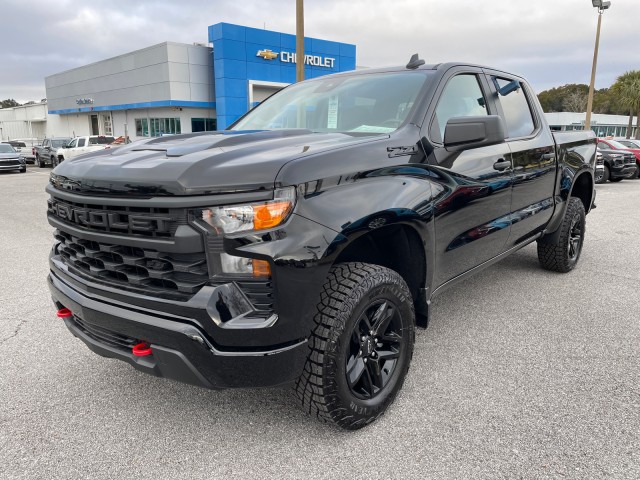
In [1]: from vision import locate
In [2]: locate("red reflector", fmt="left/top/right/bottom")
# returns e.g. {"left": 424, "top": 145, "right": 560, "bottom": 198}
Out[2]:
{"left": 132, "top": 342, "right": 152, "bottom": 357}
{"left": 57, "top": 308, "right": 73, "bottom": 318}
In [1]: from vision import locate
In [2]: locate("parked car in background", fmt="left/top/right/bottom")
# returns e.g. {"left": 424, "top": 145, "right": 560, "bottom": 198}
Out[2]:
{"left": 55, "top": 135, "right": 116, "bottom": 166}
{"left": 2, "top": 139, "right": 41, "bottom": 163}
{"left": 594, "top": 152, "right": 605, "bottom": 184}
{"left": 598, "top": 138, "right": 640, "bottom": 179}
{"left": 0, "top": 143, "right": 26, "bottom": 173}
{"left": 613, "top": 138, "right": 640, "bottom": 178}
{"left": 596, "top": 140, "right": 636, "bottom": 182}
{"left": 35, "top": 138, "right": 72, "bottom": 168}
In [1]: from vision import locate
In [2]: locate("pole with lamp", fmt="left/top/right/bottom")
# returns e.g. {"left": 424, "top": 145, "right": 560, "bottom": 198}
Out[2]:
{"left": 584, "top": 0, "right": 611, "bottom": 132}
{"left": 296, "top": 0, "right": 304, "bottom": 82}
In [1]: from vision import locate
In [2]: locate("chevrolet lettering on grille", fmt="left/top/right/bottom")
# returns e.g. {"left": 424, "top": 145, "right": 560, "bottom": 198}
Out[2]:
{"left": 48, "top": 200, "right": 173, "bottom": 233}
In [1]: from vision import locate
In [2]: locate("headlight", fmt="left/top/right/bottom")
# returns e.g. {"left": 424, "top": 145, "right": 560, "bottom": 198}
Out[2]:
{"left": 201, "top": 186, "right": 296, "bottom": 235}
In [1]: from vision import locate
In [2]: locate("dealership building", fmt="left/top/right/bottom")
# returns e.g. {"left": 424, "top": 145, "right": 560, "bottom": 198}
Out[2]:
{"left": 37, "top": 22, "right": 356, "bottom": 141}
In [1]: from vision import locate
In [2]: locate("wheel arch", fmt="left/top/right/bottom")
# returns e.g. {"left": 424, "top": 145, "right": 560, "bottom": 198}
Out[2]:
{"left": 332, "top": 223, "right": 430, "bottom": 326}
{"left": 569, "top": 170, "right": 594, "bottom": 214}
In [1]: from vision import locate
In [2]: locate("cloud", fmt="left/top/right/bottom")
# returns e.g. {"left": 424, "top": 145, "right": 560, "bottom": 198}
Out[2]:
{"left": 0, "top": 0, "right": 637, "bottom": 103}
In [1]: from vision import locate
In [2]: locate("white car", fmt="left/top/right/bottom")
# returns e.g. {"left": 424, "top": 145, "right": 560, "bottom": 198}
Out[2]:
{"left": 55, "top": 135, "right": 116, "bottom": 166}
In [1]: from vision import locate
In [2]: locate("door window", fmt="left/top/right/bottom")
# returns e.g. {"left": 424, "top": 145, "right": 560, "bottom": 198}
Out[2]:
{"left": 77, "top": 138, "right": 86, "bottom": 147}
{"left": 431, "top": 74, "right": 488, "bottom": 143}
{"left": 68, "top": 139, "right": 78, "bottom": 148}
{"left": 493, "top": 77, "right": 535, "bottom": 138}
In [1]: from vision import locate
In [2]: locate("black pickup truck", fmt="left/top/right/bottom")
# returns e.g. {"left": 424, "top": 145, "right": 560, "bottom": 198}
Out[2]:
{"left": 46, "top": 58, "right": 596, "bottom": 430}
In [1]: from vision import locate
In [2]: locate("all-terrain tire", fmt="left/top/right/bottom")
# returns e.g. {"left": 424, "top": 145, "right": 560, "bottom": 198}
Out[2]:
{"left": 537, "top": 197, "right": 585, "bottom": 273}
{"left": 294, "top": 262, "right": 415, "bottom": 430}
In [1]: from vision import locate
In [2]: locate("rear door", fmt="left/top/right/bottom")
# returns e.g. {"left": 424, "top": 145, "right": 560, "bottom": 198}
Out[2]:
{"left": 484, "top": 70, "right": 557, "bottom": 247}
{"left": 424, "top": 67, "right": 514, "bottom": 287}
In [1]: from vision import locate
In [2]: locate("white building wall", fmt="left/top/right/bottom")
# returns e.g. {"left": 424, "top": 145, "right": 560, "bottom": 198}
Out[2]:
{"left": 46, "top": 106, "right": 216, "bottom": 140}
{"left": 0, "top": 102, "right": 47, "bottom": 141}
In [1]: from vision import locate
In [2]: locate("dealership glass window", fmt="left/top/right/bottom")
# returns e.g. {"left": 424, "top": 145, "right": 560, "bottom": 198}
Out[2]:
{"left": 494, "top": 77, "right": 536, "bottom": 138}
{"left": 135, "top": 118, "right": 149, "bottom": 137}
{"left": 192, "top": 118, "right": 217, "bottom": 132}
{"left": 135, "top": 118, "right": 181, "bottom": 137}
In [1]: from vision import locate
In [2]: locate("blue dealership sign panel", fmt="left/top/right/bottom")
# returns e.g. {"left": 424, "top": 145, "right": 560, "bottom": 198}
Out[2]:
{"left": 209, "top": 23, "right": 356, "bottom": 129}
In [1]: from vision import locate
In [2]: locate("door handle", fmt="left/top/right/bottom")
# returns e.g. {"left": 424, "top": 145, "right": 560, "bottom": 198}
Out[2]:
{"left": 493, "top": 159, "right": 511, "bottom": 171}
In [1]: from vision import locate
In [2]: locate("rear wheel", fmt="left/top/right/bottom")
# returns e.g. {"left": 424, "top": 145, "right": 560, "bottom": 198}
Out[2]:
{"left": 36, "top": 154, "right": 43, "bottom": 168}
{"left": 537, "top": 197, "right": 585, "bottom": 273}
{"left": 51, "top": 156, "right": 58, "bottom": 167}
{"left": 295, "top": 263, "right": 415, "bottom": 430}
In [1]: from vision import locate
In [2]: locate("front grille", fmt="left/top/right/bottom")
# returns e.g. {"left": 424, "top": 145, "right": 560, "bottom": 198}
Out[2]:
{"left": 0, "top": 159, "right": 20, "bottom": 166}
{"left": 55, "top": 229, "right": 208, "bottom": 297}
{"left": 624, "top": 154, "right": 635, "bottom": 165}
{"left": 47, "top": 197, "right": 186, "bottom": 239}
{"left": 72, "top": 315, "right": 137, "bottom": 351}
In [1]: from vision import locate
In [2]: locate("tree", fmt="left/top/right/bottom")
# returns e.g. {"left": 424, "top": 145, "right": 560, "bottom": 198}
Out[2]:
{"left": 610, "top": 70, "right": 640, "bottom": 139}
{"left": 563, "top": 91, "right": 588, "bottom": 112}
{"left": 0, "top": 99, "right": 20, "bottom": 108}
{"left": 538, "top": 84, "right": 589, "bottom": 113}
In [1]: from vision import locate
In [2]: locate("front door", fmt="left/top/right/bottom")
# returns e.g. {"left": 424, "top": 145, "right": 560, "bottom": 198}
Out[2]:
{"left": 89, "top": 115, "right": 99, "bottom": 135}
{"left": 424, "top": 69, "right": 513, "bottom": 287}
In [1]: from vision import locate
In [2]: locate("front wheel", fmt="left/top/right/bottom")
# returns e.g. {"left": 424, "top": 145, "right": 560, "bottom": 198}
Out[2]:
{"left": 295, "top": 263, "right": 415, "bottom": 430}
{"left": 537, "top": 197, "right": 586, "bottom": 273}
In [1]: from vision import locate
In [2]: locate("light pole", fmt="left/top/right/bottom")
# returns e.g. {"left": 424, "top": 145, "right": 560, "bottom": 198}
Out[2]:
{"left": 584, "top": 0, "right": 611, "bottom": 131}
{"left": 296, "top": 0, "right": 305, "bottom": 82}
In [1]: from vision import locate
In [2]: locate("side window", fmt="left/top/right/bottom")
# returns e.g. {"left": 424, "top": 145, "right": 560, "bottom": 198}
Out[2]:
{"left": 77, "top": 138, "right": 86, "bottom": 147}
{"left": 431, "top": 74, "right": 488, "bottom": 143}
{"left": 494, "top": 77, "right": 535, "bottom": 138}
{"left": 69, "top": 139, "right": 78, "bottom": 148}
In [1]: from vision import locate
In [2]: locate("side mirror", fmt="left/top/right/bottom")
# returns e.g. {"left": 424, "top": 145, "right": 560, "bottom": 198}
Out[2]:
{"left": 444, "top": 115, "right": 506, "bottom": 152}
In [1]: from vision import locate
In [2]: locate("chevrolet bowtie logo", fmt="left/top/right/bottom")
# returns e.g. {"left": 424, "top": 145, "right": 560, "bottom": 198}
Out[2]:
{"left": 256, "top": 49, "right": 279, "bottom": 60}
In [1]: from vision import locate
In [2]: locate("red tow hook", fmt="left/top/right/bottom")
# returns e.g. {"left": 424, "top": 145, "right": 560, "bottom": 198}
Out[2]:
{"left": 132, "top": 342, "right": 153, "bottom": 357}
{"left": 57, "top": 308, "right": 73, "bottom": 318}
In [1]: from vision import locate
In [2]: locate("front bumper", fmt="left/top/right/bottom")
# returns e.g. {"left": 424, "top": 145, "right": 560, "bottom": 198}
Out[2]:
{"left": 0, "top": 163, "right": 25, "bottom": 171}
{"left": 48, "top": 271, "right": 308, "bottom": 389}
{"left": 610, "top": 164, "right": 636, "bottom": 179}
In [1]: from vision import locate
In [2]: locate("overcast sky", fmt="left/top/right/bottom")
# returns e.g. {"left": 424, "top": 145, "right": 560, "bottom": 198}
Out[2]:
{"left": 1, "top": 0, "right": 637, "bottom": 103}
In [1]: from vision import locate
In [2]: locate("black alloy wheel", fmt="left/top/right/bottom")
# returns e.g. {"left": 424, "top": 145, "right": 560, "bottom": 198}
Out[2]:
{"left": 346, "top": 299, "right": 402, "bottom": 400}
{"left": 567, "top": 209, "right": 584, "bottom": 263}
{"left": 594, "top": 169, "right": 605, "bottom": 184}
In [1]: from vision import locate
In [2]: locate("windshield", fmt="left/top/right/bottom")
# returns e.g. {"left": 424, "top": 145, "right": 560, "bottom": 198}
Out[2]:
{"left": 606, "top": 140, "right": 632, "bottom": 150}
{"left": 90, "top": 136, "right": 115, "bottom": 145}
{"left": 0, "top": 144, "right": 16, "bottom": 153}
{"left": 231, "top": 71, "right": 433, "bottom": 134}
{"left": 618, "top": 139, "right": 640, "bottom": 149}
{"left": 52, "top": 139, "right": 70, "bottom": 148}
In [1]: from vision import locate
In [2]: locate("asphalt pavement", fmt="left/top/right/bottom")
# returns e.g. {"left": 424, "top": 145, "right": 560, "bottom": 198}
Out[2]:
{"left": 0, "top": 167, "right": 638, "bottom": 479}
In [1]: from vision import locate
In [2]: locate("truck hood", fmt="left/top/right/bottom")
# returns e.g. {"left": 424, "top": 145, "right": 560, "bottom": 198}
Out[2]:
{"left": 49, "top": 130, "right": 380, "bottom": 197}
